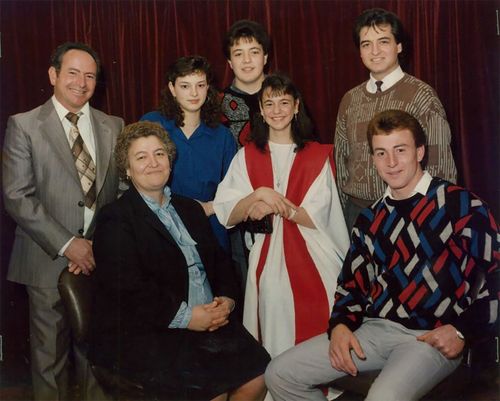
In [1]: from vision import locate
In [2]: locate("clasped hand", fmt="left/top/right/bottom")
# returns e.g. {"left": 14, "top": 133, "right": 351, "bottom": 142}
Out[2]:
{"left": 245, "top": 187, "right": 296, "bottom": 221}
{"left": 65, "top": 238, "right": 95, "bottom": 276}
{"left": 188, "top": 296, "right": 235, "bottom": 332}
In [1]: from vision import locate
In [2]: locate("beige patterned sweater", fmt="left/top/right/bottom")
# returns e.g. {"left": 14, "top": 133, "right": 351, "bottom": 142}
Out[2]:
{"left": 334, "top": 73, "right": 457, "bottom": 206}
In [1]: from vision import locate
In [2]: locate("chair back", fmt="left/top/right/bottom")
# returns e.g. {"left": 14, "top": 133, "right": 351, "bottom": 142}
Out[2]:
{"left": 58, "top": 267, "right": 146, "bottom": 399}
{"left": 58, "top": 267, "right": 94, "bottom": 344}
{"left": 469, "top": 270, "right": 485, "bottom": 301}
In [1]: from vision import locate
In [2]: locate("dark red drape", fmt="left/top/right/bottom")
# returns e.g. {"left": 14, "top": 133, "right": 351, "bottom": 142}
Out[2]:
{"left": 1, "top": 0, "right": 498, "bottom": 381}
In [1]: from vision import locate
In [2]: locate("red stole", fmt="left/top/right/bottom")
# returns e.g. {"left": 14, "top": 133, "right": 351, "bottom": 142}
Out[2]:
{"left": 245, "top": 141, "right": 334, "bottom": 345}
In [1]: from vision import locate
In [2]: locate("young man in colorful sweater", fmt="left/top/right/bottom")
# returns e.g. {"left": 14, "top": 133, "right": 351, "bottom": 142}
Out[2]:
{"left": 266, "top": 109, "right": 499, "bottom": 401}
{"left": 220, "top": 20, "right": 271, "bottom": 295}
{"left": 335, "top": 8, "right": 457, "bottom": 232}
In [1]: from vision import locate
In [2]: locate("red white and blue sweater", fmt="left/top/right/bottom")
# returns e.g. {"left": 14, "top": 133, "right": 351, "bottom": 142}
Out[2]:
{"left": 329, "top": 178, "right": 499, "bottom": 342}
{"left": 221, "top": 85, "right": 260, "bottom": 148}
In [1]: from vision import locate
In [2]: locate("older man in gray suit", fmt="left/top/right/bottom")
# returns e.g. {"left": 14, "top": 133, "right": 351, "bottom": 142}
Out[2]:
{"left": 2, "top": 42, "right": 123, "bottom": 400}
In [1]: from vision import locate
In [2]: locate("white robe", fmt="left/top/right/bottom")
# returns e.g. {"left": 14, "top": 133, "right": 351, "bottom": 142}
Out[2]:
{"left": 214, "top": 144, "right": 350, "bottom": 358}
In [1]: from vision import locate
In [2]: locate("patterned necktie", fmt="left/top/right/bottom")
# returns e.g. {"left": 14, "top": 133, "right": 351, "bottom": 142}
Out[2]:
{"left": 375, "top": 80, "right": 383, "bottom": 92}
{"left": 66, "top": 112, "right": 96, "bottom": 210}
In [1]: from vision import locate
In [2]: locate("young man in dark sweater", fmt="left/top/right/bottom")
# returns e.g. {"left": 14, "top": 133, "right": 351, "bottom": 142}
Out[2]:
{"left": 220, "top": 20, "right": 271, "bottom": 295}
{"left": 221, "top": 19, "right": 270, "bottom": 148}
{"left": 266, "top": 110, "right": 499, "bottom": 401}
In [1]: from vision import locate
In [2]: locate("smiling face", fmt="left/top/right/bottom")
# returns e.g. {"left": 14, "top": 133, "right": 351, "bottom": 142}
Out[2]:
{"left": 126, "top": 135, "right": 171, "bottom": 201}
{"left": 359, "top": 24, "right": 402, "bottom": 80}
{"left": 228, "top": 37, "right": 268, "bottom": 93}
{"left": 168, "top": 72, "right": 208, "bottom": 114}
{"left": 48, "top": 49, "right": 97, "bottom": 112}
{"left": 372, "top": 128, "right": 425, "bottom": 199}
{"left": 260, "top": 89, "right": 299, "bottom": 141}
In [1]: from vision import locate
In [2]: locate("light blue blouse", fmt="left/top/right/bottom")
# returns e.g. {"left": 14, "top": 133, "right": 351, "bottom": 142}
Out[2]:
{"left": 140, "top": 186, "right": 213, "bottom": 328}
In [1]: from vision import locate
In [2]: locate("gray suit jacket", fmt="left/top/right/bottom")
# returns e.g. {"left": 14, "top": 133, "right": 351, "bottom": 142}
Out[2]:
{"left": 3, "top": 99, "right": 124, "bottom": 288}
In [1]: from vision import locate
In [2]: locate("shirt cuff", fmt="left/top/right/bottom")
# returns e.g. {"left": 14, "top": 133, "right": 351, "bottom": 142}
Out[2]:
{"left": 58, "top": 236, "right": 75, "bottom": 257}
{"left": 168, "top": 301, "right": 192, "bottom": 329}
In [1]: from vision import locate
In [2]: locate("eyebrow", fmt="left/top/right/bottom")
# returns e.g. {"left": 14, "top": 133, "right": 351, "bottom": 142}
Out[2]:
{"left": 263, "top": 97, "right": 293, "bottom": 103}
{"left": 360, "top": 36, "right": 392, "bottom": 44}
{"left": 231, "top": 46, "right": 261, "bottom": 52}
{"left": 178, "top": 79, "right": 207, "bottom": 84}
{"left": 67, "top": 67, "right": 96, "bottom": 75}
{"left": 133, "top": 147, "right": 165, "bottom": 156}
{"left": 373, "top": 143, "right": 409, "bottom": 150}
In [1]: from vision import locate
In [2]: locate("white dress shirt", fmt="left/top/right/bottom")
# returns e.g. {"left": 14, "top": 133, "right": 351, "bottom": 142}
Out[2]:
{"left": 383, "top": 171, "right": 433, "bottom": 200}
{"left": 52, "top": 96, "right": 96, "bottom": 254}
{"left": 366, "top": 65, "right": 405, "bottom": 93}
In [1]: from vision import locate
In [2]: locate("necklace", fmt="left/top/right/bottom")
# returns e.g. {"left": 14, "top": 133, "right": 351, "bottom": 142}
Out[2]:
{"left": 270, "top": 142, "right": 295, "bottom": 191}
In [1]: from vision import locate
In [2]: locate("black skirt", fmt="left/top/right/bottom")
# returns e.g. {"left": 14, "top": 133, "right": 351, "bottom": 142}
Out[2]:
{"left": 136, "top": 319, "right": 270, "bottom": 400}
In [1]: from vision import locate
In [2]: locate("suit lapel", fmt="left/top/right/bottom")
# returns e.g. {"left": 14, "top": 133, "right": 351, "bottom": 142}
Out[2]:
{"left": 39, "top": 101, "right": 115, "bottom": 194}
{"left": 171, "top": 196, "right": 209, "bottom": 263}
{"left": 39, "top": 100, "right": 81, "bottom": 187}
{"left": 127, "top": 186, "right": 178, "bottom": 247}
{"left": 171, "top": 198, "right": 199, "bottom": 240}
{"left": 90, "top": 108, "right": 113, "bottom": 198}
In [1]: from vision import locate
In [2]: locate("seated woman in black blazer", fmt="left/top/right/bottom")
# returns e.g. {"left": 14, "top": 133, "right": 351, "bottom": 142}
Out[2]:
{"left": 88, "top": 121, "right": 269, "bottom": 400}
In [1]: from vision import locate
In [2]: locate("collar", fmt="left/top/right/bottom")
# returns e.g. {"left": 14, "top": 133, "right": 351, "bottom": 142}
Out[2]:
{"left": 366, "top": 66, "right": 404, "bottom": 93}
{"left": 230, "top": 83, "right": 249, "bottom": 95}
{"left": 139, "top": 186, "right": 172, "bottom": 211}
{"left": 52, "top": 95, "right": 90, "bottom": 122}
{"left": 230, "top": 77, "right": 266, "bottom": 96}
{"left": 383, "top": 171, "right": 432, "bottom": 200}
{"left": 190, "top": 121, "right": 218, "bottom": 138}
{"left": 167, "top": 119, "right": 217, "bottom": 138}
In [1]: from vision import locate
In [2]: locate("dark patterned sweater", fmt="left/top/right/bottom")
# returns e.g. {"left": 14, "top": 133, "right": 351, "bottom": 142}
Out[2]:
{"left": 221, "top": 85, "right": 260, "bottom": 148}
{"left": 329, "top": 178, "right": 499, "bottom": 342}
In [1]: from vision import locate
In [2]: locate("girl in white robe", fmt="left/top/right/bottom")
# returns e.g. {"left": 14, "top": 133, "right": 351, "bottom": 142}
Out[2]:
{"left": 214, "top": 74, "right": 350, "bottom": 360}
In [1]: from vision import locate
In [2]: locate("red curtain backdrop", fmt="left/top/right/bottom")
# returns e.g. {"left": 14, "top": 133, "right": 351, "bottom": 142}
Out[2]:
{"left": 0, "top": 0, "right": 498, "bottom": 379}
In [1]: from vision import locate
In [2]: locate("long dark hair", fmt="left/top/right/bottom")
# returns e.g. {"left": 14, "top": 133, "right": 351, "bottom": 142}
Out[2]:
{"left": 250, "top": 73, "right": 314, "bottom": 152}
{"left": 158, "top": 56, "right": 221, "bottom": 128}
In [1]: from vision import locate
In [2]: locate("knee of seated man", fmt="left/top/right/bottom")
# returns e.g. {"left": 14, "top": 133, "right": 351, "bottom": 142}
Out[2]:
{"left": 265, "top": 354, "right": 292, "bottom": 387}
{"left": 366, "top": 379, "right": 419, "bottom": 401}
{"left": 264, "top": 357, "right": 282, "bottom": 386}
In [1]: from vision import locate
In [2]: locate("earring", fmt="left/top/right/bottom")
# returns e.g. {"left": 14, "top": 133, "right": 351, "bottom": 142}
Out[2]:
{"left": 262, "top": 115, "right": 266, "bottom": 123}
{"left": 126, "top": 175, "right": 130, "bottom": 181}
{"left": 294, "top": 113, "right": 298, "bottom": 121}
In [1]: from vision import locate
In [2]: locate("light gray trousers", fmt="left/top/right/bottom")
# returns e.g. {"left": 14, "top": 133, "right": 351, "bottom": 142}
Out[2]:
{"left": 27, "top": 286, "right": 110, "bottom": 401}
{"left": 266, "top": 318, "right": 462, "bottom": 401}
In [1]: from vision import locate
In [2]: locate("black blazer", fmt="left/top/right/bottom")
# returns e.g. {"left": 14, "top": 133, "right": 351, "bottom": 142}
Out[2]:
{"left": 88, "top": 185, "right": 238, "bottom": 374}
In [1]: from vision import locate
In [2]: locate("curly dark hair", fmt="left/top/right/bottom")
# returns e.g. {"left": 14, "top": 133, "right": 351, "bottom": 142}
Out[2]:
{"left": 158, "top": 56, "right": 221, "bottom": 129}
{"left": 250, "top": 73, "right": 315, "bottom": 153}
{"left": 115, "top": 121, "right": 176, "bottom": 182}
